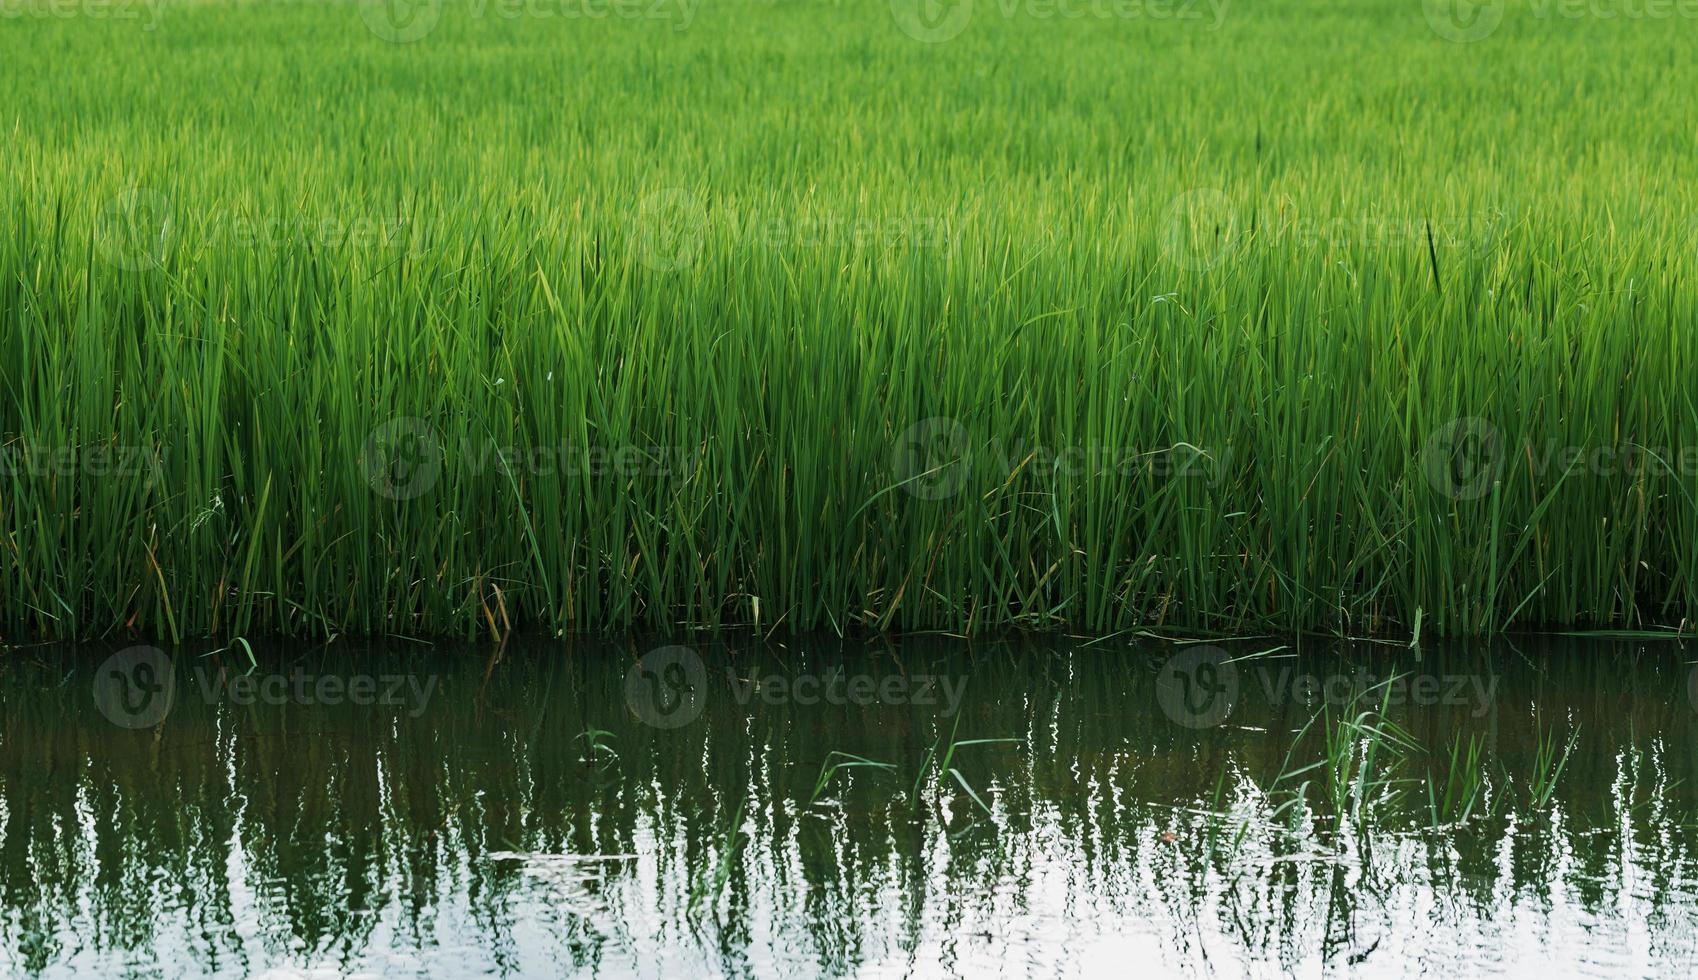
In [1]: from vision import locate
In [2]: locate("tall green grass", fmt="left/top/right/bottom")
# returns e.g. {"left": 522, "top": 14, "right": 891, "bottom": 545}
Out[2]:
{"left": 3, "top": 0, "right": 1698, "bottom": 640}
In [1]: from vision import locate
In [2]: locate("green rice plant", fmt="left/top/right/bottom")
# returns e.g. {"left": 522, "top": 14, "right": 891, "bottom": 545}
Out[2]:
{"left": 807, "top": 751, "right": 896, "bottom": 804}
{"left": 1525, "top": 724, "right": 1580, "bottom": 812}
{"left": 3, "top": 0, "right": 1698, "bottom": 641}
{"left": 1426, "top": 733, "right": 1493, "bottom": 828}
{"left": 911, "top": 715, "right": 1022, "bottom": 818}
{"left": 1200, "top": 768, "right": 1255, "bottom": 863}
{"left": 1275, "top": 677, "right": 1420, "bottom": 835}
{"left": 575, "top": 728, "right": 618, "bottom": 768}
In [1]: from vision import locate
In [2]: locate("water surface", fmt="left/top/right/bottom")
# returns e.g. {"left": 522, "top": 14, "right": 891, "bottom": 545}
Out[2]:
{"left": 3, "top": 636, "right": 1696, "bottom": 977}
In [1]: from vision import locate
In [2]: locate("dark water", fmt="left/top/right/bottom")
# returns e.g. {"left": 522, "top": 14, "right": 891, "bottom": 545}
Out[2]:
{"left": 3, "top": 635, "right": 1698, "bottom": 978}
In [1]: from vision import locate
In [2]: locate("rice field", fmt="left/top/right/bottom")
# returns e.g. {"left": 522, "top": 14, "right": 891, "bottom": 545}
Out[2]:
{"left": 3, "top": 0, "right": 1698, "bottom": 641}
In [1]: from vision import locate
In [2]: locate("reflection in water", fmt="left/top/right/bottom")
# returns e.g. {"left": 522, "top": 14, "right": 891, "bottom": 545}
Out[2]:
{"left": 3, "top": 637, "right": 1698, "bottom": 977}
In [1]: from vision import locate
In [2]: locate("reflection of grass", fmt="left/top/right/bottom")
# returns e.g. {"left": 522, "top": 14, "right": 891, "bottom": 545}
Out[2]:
{"left": 688, "top": 797, "right": 747, "bottom": 915}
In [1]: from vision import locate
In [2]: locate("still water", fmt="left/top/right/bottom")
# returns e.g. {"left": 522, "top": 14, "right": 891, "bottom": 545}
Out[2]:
{"left": 3, "top": 635, "right": 1697, "bottom": 978}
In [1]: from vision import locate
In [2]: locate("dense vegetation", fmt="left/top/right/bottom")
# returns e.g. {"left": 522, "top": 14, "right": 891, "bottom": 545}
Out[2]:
{"left": 3, "top": 0, "right": 1697, "bottom": 640}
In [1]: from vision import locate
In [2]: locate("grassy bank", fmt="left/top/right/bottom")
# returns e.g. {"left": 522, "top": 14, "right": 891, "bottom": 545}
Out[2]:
{"left": 3, "top": 0, "right": 1698, "bottom": 640}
